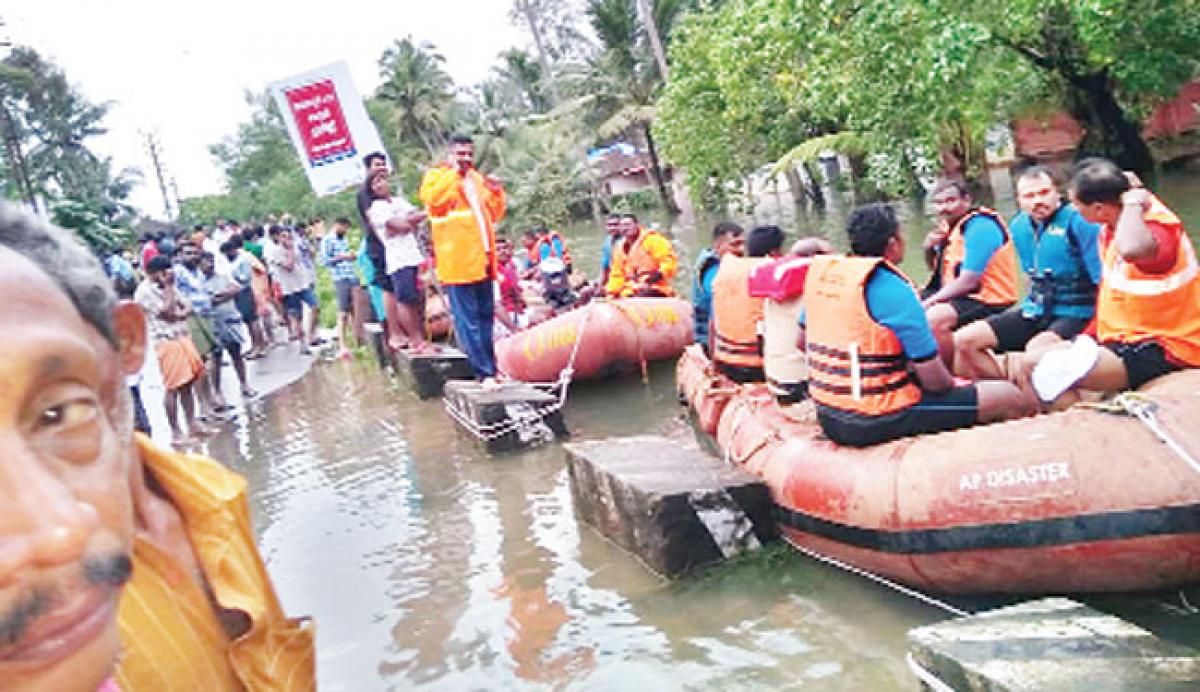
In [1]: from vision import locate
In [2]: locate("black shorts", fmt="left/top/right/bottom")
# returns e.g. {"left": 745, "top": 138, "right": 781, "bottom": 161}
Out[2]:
{"left": 390, "top": 266, "right": 422, "bottom": 305}
{"left": 1102, "top": 340, "right": 1183, "bottom": 389}
{"left": 715, "top": 361, "right": 764, "bottom": 384}
{"left": 816, "top": 384, "right": 979, "bottom": 448}
{"left": 987, "top": 308, "right": 1091, "bottom": 354}
{"left": 947, "top": 296, "right": 1010, "bottom": 329}
{"left": 234, "top": 288, "right": 258, "bottom": 324}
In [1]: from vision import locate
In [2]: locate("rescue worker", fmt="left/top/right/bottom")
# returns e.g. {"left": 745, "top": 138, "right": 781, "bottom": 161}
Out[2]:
{"left": 800, "top": 203, "right": 1031, "bottom": 447}
{"left": 752, "top": 237, "right": 834, "bottom": 405}
{"left": 599, "top": 213, "right": 622, "bottom": 286}
{"left": 692, "top": 221, "right": 744, "bottom": 348}
{"left": 1025, "top": 158, "right": 1200, "bottom": 407}
{"left": 921, "top": 179, "right": 1020, "bottom": 366}
{"left": 711, "top": 225, "right": 784, "bottom": 382}
{"left": 525, "top": 225, "right": 573, "bottom": 273}
{"left": 419, "top": 134, "right": 507, "bottom": 385}
{"left": 954, "top": 164, "right": 1101, "bottom": 380}
{"left": 605, "top": 213, "right": 678, "bottom": 298}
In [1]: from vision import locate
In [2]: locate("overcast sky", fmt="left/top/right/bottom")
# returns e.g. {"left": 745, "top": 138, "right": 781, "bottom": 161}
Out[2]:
{"left": 8, "top": 1, "right": 527, "bottom": 216}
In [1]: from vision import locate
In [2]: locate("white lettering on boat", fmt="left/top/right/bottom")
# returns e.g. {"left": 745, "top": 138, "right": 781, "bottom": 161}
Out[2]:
{"left": 958, "top": 461, "right": 1071, "bottom": 492}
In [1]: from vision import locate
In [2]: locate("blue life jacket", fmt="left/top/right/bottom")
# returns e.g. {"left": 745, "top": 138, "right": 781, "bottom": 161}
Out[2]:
{"left": 692, "top": 248, "right": 721, "bottom": 344}
{"left": 1011, "top": 204, "right": 1099, "bottom": 320}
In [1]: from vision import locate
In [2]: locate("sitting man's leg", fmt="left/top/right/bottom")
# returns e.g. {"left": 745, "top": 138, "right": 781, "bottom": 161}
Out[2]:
{"left": 926, "top": 302, "right": 959, "bottom": 368}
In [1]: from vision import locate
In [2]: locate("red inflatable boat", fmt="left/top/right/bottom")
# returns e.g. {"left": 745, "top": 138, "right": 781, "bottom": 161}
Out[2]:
{"left": 497, "top": 297, "right": 693, "bottom": 382}
{"left": 678, "top": 348, "right": 1200, "bottom": 594}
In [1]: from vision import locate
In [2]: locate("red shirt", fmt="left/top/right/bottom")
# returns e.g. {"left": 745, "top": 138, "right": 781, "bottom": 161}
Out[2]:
{"left": 141, "top": 241, "right": 159, "bottom": 269}
{"left": 497, "top": 261, "right": 523, "bottom": 313}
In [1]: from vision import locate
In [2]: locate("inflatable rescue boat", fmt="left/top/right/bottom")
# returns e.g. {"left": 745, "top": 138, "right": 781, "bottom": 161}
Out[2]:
{"left": 497, "top": 297, "right": 693, "bottom": 382}
{"left": 678, "top": 346, "right": 1200, "bottom": 594}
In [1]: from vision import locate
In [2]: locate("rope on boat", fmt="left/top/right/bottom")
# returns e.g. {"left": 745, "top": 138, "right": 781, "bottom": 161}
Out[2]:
{"left": 1082, "top": 392, "right": 1200, "bottom": 475}
{"left": 444, "top": 302, "right": 599, "bottom": 443}
{"left": 905, "top": 653, "right": 958, "bottom": 692}
{"left": 788, "top": 541, "right": 970, "bottom": 617}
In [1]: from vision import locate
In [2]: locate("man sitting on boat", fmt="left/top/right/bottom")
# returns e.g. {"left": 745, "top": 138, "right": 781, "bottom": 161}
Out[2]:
{"left": 691, "top": 221, "right": 744, "bottom": 351}
{"left": 920, "top": 179, "right": 1020, "bottom": 367}
{"left": 753, "top": 237, "right": 835, "bottom": 405}
{"left": 522, "top": 225, "right": 573, "bottom": 277}
{"left": 1024, "top": 158, "right": 1200, "bottom": 407}
{"left": 953, "top": 163, "right": 1102, "bottom": 380}
{"left": 800, "top": 203, "right": 1033, "bottom": 447}
{"left": 605, "top": 214, "right": 678, "bottom": 298}
{"left": 711, "top": 225, "right": 785, "bottom": 382}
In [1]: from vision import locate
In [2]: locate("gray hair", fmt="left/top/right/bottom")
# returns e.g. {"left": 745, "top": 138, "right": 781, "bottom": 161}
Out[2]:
{"left": 0, "top": 203, "right": 118, "bottom": 346}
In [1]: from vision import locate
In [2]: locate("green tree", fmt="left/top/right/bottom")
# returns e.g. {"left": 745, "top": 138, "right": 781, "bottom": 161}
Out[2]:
{"left": 374, "top": 37, "right": 456, "bottom": 157}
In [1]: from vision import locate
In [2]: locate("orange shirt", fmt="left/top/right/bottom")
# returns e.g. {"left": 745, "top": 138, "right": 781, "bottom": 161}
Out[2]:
{"left": 116, "top": 436, "right": 315, "bottom": 691}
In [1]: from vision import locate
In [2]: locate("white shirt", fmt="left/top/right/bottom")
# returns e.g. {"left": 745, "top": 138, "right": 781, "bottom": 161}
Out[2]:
{"left": 267, "top": 242, "right": 309, "bottom": 295}
{"left": 368, "top": 198, "right": 424, "bottom": 273}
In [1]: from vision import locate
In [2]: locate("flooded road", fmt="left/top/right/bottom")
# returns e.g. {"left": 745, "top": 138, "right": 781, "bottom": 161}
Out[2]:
{"left": 206, "top": 169, "right": 1200, "bottom": 690}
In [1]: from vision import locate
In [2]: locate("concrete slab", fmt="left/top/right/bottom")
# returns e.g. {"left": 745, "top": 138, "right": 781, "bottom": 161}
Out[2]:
{"left": 907, "top": 598, "right": 1200, "bottom": 691}
{"left": 443, "top": 380, "right": 568, "bottom": 453}
{"left": 395, "top": 347, "right": 475, "bottom": 399}
{"left": 564, "top": 435, "right": 778, "bottom": 578}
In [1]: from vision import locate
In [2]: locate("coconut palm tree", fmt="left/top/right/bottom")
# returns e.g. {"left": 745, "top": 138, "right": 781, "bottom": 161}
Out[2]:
{"left": 374, "top": 37, "right": 456, "bottom": 157}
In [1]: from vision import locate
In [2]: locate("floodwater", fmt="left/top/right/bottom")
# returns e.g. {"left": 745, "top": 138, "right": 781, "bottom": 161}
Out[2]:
{"left": 206, "top": 170, "right": 1200, "bottom": 690}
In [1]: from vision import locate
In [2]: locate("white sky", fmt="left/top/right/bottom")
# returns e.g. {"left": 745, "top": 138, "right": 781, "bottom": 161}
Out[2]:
{"left": 7, "top": 1, "right": 527, "bottom": 217}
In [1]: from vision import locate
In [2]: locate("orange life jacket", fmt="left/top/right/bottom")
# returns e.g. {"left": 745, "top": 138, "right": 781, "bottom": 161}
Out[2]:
{"left": 1096, "top": 195, "right": 1200, "bottom": 366}
{"left": 528, "top": 231, "right": 572, "bottom": 267}
{"left": 712, "top": 256, "right": 769, "bottom": 369}
{"left": 609, "top": 229, "right": 676, "bottom": 297}
{"left": 805, "top": 255, "right": 922, "bottom": 416}
{"left": 940, "top": 207, "right": 1019, "bottom": 306}
{"left": 419, "top": 165, "right": 505, "bottom": 285}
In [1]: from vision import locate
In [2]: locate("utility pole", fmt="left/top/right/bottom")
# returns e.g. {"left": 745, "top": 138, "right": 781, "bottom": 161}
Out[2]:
{"left": 515, "top": 0, "right": 562, "bottom": 107}
{"left": 141, "top": 130, "right": 173, "bottom": 220}
{"left": 636, "top": 0, "right": 670, "bottom": 80}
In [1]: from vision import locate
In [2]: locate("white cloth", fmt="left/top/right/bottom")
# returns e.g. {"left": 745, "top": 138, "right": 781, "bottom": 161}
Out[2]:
{"left": 267, "top": 242, "right": 309, "bottom": 295}
{"left": 1032, "top": 334, "right": 1100, "bottom": 403}
{"left": 368, "top": 198, "right": 424, "bottom": 273}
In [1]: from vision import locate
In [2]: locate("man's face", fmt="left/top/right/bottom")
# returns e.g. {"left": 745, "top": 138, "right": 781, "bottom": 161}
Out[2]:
{"left": 620, "top": 218, "right": 640, "bottom": 241}
{"left": 367, "top": 157, "right": 388, "bottom": 176}
{"left": 0, "top": 248, "right": 136, "bottom": 690}
{"left": 150, "top": 267, "right": 172, "bottom": 288}
{"left": 199, "top": 256, "right": 214, "bottom": 277}
{"left": 179, "top": 244, "right": 199, "bottom": 269}
{"left": 605, "top": 218, "right": 621, "bottom": 237}
{"left": 885, "top": 228, "right": 907, "bottom": 264}
{"left": 334, "top": 222, "right": 348, "bottom": 238}
{"left": 717, "top": 232, "right": 745, "bottom": 258}
{"left": 1017, "top": 173, "right": 1061, "bottom": 224}
{"left": 931, "top": 186, "right": 971, "bottom": 224}
{"left": 1067, "top": 189, "right": 1114, "bottom": 226}
{"left": 497, "top": 242, "right": 513, "bottom": 264}
{"left": 222, "top": 247, "right": 239, "bottom": 263}
{"left": 450, "top": 142, "right": 475, "bottom": 172}
{"left": 370, "top": 176, "right": 390, "bottom": 199}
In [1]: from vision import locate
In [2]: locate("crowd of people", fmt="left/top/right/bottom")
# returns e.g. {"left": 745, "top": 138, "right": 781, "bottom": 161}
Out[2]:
{"left": 693, "top": 157, "right": 1200, "bottom": 448}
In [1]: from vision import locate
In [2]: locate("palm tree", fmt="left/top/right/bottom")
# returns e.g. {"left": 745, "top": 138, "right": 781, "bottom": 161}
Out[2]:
{"left": 374, "top": 37, "right": 456, "bottom": 157}
{"left": 582, "top": 0, "right": 693, "bottom": 213}
{"left": 494, "top": 49, "right": 550, "bottom": 114}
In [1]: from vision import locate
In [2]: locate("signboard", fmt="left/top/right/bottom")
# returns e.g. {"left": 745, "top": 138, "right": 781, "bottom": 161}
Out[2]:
{"left": 268, "top": 62, "right": 385, "bottom": 196}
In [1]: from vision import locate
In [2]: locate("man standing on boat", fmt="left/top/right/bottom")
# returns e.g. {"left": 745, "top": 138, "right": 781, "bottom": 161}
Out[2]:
{"left": 419, "top": 134, "right": 507, "bottom": 386}
{"left": 954, "top": 164, "right": 1102, "bottom": 381}
{"left": 599, "top": 213, "right": 623, "bottom": 287}
{"left": 921, "top": 179, "right": 1020, "bottom": 366}
{"left": 605, "top": 214, "right": 678, "bottom": 298}
{"left": 1026, "top": 158, "right": 1200, "bottom": 407}
{"left": 799, "top": 203, "right": 1032, "bottom": 447}
{"left": 691, "top": 221, "right": 744, "bottom": 350}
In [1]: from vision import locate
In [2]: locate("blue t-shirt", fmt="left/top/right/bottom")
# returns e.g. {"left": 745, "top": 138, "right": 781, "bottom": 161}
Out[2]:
{"left": 601, "top": 234, "right": 615, "bottom": 272}
{"left": 960, "top": 215, "right": 1005, "bottom": 274}
{"left": 799, "top": 265, "right": 938, "bottom": 361}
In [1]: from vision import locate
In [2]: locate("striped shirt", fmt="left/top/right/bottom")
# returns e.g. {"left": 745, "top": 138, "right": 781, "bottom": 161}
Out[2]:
{"left": 320, "top": 232, "right": 359, "bottom": 282}
{"left": 116, "top": 436, "right": 315, "bottom": 691}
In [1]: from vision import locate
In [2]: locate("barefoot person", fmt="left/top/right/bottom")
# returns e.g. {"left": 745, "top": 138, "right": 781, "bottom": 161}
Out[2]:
{"left": 134, "top": 255, "right": 209, "bottom": 444}
{"left": 419, "top": 134, "right": 507, "bottom": 385}
{"left": 368, "top": 171, "right": 430, "bottom": 352}
{"left": 1026, "top": 158, "right": 1200, "bottom": 407}
{"left": 0, "top": 205, "right": 314, "bottom": 690}
{"left": 320, "top": 216, "right": 361, "bottom": 358}
{"left": 201, "top": 250, "right": 257, "bottom": 399}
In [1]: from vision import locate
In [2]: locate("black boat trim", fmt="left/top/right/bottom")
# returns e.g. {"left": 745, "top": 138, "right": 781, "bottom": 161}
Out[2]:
{"left": 775, "top": 502, "right": 1200, "bottom": 554}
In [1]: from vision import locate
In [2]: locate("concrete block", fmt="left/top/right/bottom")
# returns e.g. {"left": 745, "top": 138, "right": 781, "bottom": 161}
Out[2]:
{"left": 564, "top": 435, "right": 778, "bottom": 578}
{"left": 907, "top": 598, "right": 1200, "bottom": 691}
{"left": 397, "top": 347, "right": 475, "bottom": 399}
{"left": 443, "top": 380, "right": 568, "bottom": 453}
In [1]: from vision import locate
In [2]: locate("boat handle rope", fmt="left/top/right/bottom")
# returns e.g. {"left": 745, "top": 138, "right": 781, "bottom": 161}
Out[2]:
{"left": 609, "top": 301, "right": 651, "bottom": 385}
{"left": 1082, "top": 392, "right": 1200, "bottom": 476}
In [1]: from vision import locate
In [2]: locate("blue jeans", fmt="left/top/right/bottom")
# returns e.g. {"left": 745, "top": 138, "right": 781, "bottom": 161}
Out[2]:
{"left": 445, "top": 280, "right": 496, "bottom": 379}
